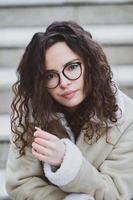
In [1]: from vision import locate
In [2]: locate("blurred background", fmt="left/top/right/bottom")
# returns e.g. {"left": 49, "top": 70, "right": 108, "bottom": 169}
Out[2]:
{"left": 0, "top": 0, "right": 133, "bottom": 199}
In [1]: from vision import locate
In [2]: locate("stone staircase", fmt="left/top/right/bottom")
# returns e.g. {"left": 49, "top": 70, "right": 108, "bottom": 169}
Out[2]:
{"left": 0, "top": 0, "right": 133, "bottom": 199}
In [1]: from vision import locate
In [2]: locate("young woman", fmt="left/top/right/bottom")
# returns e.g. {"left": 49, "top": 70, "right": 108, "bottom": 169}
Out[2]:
{"left": 6, "top": 21, "right": 133, "bottom": 200}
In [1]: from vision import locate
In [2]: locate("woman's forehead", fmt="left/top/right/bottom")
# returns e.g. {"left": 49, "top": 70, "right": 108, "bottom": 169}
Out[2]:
{"left": 45, "top": 42, "right": 81, "bottom": 70}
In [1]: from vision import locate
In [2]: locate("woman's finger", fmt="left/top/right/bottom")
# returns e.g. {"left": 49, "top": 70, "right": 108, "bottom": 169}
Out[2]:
{"left": 34, "top": 137, "right": 56, "bottom": 149}
{"left": 34, "top": 128, "right": 57, "bottom": 140}
{"left": 32, "top": 142, "right": 52, "bottom": 156}
{"left": 32, "top": 148, "right": 48, "bottom": 162}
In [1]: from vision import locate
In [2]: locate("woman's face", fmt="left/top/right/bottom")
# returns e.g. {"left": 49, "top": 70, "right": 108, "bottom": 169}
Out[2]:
{"left": 45, "top": 42, "right": 86, "bottom": 111}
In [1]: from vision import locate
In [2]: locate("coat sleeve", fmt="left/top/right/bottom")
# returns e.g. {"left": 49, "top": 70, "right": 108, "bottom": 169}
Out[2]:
{"left": 6, "top": 142, "right": 66, "bottom": 200}
{"left": 44, "top": 123, "right": 133, "bottom": 200}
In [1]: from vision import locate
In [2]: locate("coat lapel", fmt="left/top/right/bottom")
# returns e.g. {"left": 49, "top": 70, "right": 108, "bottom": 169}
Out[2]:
{"left": 76, "top": 125, "right": 124, "bottom": 168}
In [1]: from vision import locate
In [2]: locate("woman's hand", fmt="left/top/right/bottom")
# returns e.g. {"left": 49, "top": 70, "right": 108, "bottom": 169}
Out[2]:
{"left": 32, "top": 127, "right": 66, "bottom": 166}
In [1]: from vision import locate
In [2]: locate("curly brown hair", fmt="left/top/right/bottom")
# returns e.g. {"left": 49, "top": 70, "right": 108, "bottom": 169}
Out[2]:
{"left": 11, "top": 21, "right": 118, "bottom": 156}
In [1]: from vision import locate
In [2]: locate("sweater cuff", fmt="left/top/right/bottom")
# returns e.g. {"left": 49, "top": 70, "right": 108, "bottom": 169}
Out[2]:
{"left": 44, "top": 138, "right": 83, "bottom": 186}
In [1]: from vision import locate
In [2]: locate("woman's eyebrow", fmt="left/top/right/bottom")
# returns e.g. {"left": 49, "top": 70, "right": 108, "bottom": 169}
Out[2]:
{"left": 64, "top": 58, "right": 80, "bottom": 67}
{"left": 45, "top": 58, "right": 80, "bottom": 72}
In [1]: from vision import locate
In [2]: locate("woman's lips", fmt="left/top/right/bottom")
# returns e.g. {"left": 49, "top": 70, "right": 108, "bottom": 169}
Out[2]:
{"left": 61, "top": 90, "right": 78, "bottom": 99}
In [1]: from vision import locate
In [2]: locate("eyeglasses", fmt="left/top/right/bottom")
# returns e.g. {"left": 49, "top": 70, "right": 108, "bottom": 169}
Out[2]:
{"left": 44, "top": 60, "right": 82, "bottom": 89}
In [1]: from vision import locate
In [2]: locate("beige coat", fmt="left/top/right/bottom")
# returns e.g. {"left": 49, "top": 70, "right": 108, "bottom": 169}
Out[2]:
{"left": 6, "top": 92, "right": 133, "bottom": 200}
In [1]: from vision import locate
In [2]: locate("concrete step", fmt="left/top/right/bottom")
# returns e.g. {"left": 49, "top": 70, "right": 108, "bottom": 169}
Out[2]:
{"left": 0, "top": 114, "right": 10, "bottom": 170}
{"left": 0, "top": 115, "right": 10, "bottom": 169}
{"left": 112, "top": 65, "right": 133, "bottom": 87}
{"left": 0, "top": 48, "right": 24, "bottom": 69}
{"left": 104, "top": 45, "right": 133, "bottom": 66}
{"left": 0, "top": 68, "right": 16, "bottom": 90}
{"left": 0, "top": 68, "right": 14, "bottom": 114}
{"left": 0, "top": 1, "right": 133, "bottom": 27}
{"left": 0, "top": 0, "right": 132, "bottom": 6}
{"left": 0, "top": 90, "right": 12, "bottom": 114}
{"left": 0, "top": 25, "right": 133, "bottom": 48}
{"left": 0, "top": 115, "right": 10, "bottom": 141}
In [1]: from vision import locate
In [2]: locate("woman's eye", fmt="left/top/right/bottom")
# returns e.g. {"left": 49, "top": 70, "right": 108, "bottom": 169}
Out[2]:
{"left": 67, "top": 63, "right": 80, "bottom": 71}
{"left": 46, "top": 73, "right": 56, "bottom": 80}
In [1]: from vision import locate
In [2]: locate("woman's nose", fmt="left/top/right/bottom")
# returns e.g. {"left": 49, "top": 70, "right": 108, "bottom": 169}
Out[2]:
{"left": 59, "top": 73, "right": 71, "bottom": 88}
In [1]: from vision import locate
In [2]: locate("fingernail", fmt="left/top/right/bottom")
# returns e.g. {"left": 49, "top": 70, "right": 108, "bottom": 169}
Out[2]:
{"left": 35, "top": 126, "right": 41, "bottom": 131}
{"left": 34, "top": 131, "right": 37, "bottom": 136}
